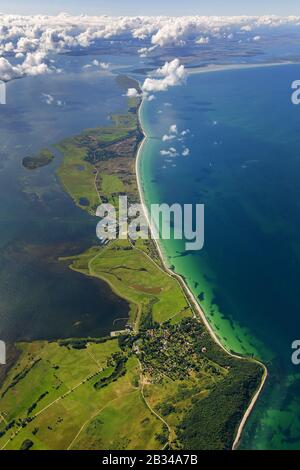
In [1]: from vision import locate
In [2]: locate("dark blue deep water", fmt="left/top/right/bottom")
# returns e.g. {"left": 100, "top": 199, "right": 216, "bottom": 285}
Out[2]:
{"left": 140, "top": 64, "right": 300, "bottom": 449}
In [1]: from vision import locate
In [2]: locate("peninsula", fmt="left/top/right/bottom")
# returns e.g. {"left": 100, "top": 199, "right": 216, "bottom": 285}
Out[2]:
{"left": 0, "top": 75, "right": 265, "bottom": 451}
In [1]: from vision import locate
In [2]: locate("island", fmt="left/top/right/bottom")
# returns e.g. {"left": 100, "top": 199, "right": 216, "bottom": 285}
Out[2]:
{"left": 22, "top": 149, "right": 54, "bottom": 170}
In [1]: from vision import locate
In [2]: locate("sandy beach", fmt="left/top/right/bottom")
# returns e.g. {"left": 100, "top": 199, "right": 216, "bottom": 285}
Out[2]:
{"left": 135, "top": 93, "right": 268, "bottom": 451}
{"left": 187, "top": 60, "right": 297, "bottom": 75}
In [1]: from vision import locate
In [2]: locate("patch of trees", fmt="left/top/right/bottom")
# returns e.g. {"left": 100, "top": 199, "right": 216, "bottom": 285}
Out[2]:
{"left": 20, "top": 439, "right": 34, "bottom": 451}
{"left": 94, "top": 354, "right": 128, "bottom": 390}
{"left": 58, "top": 336, "right": 112, "bottom": 350}
{"left": 176, "top": 362, "right": 263, "bottom": 450}
{"left": 27, "top": 391, "right": 49, "bottom": 415}
{"left": 157, "top": 403, "right": 176, "bottom": 417}
{"left": 1, "top": 359, "right": 41, "bottom": 398}
{"left": 140, "top": 300, "right": 159, "bottom": 331}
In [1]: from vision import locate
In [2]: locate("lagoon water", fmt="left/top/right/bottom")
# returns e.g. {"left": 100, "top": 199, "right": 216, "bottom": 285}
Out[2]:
{"left": 139, "top": 64, "right": 300, "bottom": 449}
{"left": 0, "top": 58, "right": 130, "bottom": 342}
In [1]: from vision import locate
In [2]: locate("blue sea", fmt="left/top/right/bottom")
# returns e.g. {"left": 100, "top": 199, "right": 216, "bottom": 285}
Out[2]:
{"left": 2, "top": 49, "right": 300, "bottom": 448}
{"left": 139, "top": 64, "right": 300, "bottom": 449}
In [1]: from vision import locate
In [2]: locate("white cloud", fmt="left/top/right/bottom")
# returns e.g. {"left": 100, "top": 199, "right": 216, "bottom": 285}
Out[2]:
{"left": 42, "top": 92, "right": 64, "bottom": 107}
{"left": 147, "top": 94, "right": 155, "bottom": 101}
{"left": 0, "top": 14, "right": 300, "bottom": 81}
{"left": 160, "top": 147, "right": 178, "bottom": 157}
{"left": 169, "top": 124, "right": 178, "bottom": 134}
{"left": 162, "top": 124, "right": 190, "bottom": 143}
{"left": 42, "top": 93, "right": 54, "bottom": 105}
{"left": 0, "top": 57, "right": 19, "bottom": 81}
{"left": 196, "top": 36, "right": 210, "bottom": 44}
{"left": 182, "top": 147, "right": 190, "bottom": 156}
{"left": 253, "top": 35, "right": 261, "bottom": 41}
{"left": 162, "top": 134, "right": 176, "bottom": 142}
{"left": 89, "top": 59, "right": 110, "bottom": 69}
{"left": 20, "top": 51, "right": 50, "bottom": 76}
{"left": 99, "top": 62, "right": 109, "bottom": 69}
{"left": 142, "top": 59, "right": 186, "bottom": 95}
{"left": 126, "top": 88, "right": 139, "bottom": 97}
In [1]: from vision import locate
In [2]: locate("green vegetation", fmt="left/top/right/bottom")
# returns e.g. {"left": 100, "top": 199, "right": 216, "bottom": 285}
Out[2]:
{"left": 55, "top": 142, "right": 99, "bottom": 214}
{"left": 20, "top": 439, "right": 34, "bottom": 450}
{"left": 136, "top": 318, "right": 263, "bottom": 449}
{"left": 56, "top": 82, "right": 142, "bottom": 214}
{"left": 0, "top": 319, "right": 262, "bottom": 450}
{"left": 94, "top": 353, "right": 128, "bottom": 390}
{"left": 0, "top": 339, "right": 164, "bottom": 450}
{"left": 22, "top": 149, "right": 54, "bottom": 170}
{"left": 0, "top": 75, "right": 265, "bottom": 451}
{"left": 64, "top": 238, "right": 193, "bottom": 330}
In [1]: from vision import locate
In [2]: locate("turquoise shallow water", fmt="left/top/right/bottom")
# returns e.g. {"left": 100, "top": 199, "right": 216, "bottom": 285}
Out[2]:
{"left": 139, "top": 64, "right": 300, "bottom": 449}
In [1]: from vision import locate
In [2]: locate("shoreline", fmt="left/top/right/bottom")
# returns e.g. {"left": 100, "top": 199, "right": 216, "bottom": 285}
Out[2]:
{"left": 135, "top": 93, "right": 268, "bottom": 451}
{"left": 187, "top": 60, "right": 299, "bottom": 76}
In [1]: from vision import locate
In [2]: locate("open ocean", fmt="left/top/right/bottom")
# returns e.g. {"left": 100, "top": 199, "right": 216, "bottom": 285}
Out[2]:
{"left": 139, "top": 63, "right": 300, "bottom": 449}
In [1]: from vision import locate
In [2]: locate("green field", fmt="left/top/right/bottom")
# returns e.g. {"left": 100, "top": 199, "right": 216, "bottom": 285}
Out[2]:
{"left": 0, "top": 76, "right": 264, "bottom": 451}
{"left": 64, "top": 238, "right": 193, "bottom": 330}
{"left": 56, "top": 92, "right": 141, "bottom": 214}
{"left": 0, "top": 340, "right": 166, "bottom": 450}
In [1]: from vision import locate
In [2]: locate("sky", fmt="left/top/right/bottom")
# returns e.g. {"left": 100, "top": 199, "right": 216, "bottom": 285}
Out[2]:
{"left": 1, "top": 0, "right": 300, "bottom": 16}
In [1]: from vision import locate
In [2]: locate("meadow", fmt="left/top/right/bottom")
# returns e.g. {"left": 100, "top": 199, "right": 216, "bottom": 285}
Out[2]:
{"left": 0, "top": 76, "right": 264, "bottom": 451}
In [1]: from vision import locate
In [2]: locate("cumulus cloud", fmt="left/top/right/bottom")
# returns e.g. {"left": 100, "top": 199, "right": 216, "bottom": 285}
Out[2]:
{"left": 161, "top": 122, "right": 191, "bottom": 158}
{"left": 42, "top": 93, "right": 54, "bottom": 105}
{"left": 162, "top": 134, "right": 176, "bottom": 142}
{"left": 0, "top": 51, "right": 52, "bottom": 80}
{"left": 92, "top": 59, "right": 110, "bottom": 69}
{"left": 83, "top": 59, "right": 110, "bottom": 70}
{"left": 169, "top": 124, "right": 178, "bottom": 134}
{"left": 196, "top": 36, "right": 210, "bottom": 44}
{"left": 126, "top": 87, "right": 139, "bottom": 97}
{"left": 0, "top": 14, "right": 300, "bottom": 81}
{"left": 42, "top": 92, "right": 64, "bottom": 106}
{"left": 142, "top": 59, "right": 186, "bottom": 94}
{"left": 20, "top": 51, "right": 50, "bottom": 76}
{"left": 161, "top": 124, "right": 179, "bottom": 141}
{"left": 0, "top": 57, "right": 19, "bottom": 81}
{"left": 160, "top": 147, "right": 179, "bottom": 157}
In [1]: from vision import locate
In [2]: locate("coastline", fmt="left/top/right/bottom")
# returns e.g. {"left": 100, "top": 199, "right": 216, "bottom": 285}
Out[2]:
{"left": 135, "top": 93, "right": 268, "bottom": 450}
{"left": 187, "top": 60, "right": 299, "bottom": 75}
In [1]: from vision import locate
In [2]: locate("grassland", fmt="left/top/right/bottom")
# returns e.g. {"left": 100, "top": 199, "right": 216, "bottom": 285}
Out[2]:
{"left": 63, "top": 239, "right": 193, "bottom": 331}
{"left": 56, "top": 92, "right": 141, "bottom": 214}
{"left": 0, "top": 75, "right": 264, "bottom": 451}
{"left": 0, "top": 339, "right": 165, "bottom": 450}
